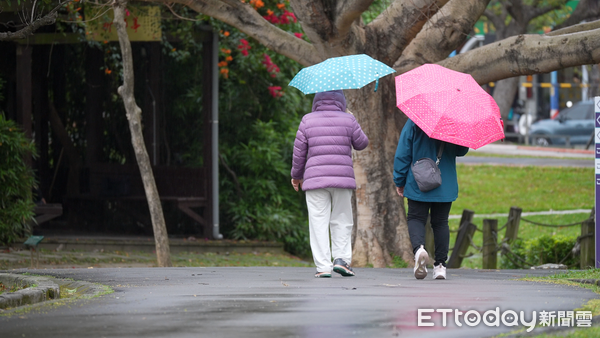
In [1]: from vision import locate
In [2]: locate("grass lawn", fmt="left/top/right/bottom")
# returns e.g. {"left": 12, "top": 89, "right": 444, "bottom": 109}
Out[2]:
{"left": 453, "top": 164, "right": 593, "bottom": 214}
{"left": 506, "top": 269, "right": 600, "bottom": 337}
{"left": 0, "top": 249, "right": 312, "bottom": 270}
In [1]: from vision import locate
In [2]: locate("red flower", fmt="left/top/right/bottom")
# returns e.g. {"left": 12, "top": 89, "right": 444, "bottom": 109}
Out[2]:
{"left": 263, "top": 13, "right": 280, "bottom": 24}
{"left": 294, "top": 33, "right": 303, "bottom": 39}
{"left": 237, "top": 39, "right": 251, "bottom": 56}
{"left": 268, "top": 86, "right": 283, "bottom": 98}
{"left": 281, "top": 10, "right": 297, "bottom": 24}
{"left": 262, "top": 54, "right": 280, "bottom": 77}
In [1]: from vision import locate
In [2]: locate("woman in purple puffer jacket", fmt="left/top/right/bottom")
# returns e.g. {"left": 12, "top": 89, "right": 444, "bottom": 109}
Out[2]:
{"left": 291, "top": 90, "right": 369, "bottom": 278}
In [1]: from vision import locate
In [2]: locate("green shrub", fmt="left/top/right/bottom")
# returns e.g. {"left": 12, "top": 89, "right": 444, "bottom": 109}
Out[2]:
{"left": 221, "top": 120, "right": 310, "bottom": 258}
{"left": 500, "top": 234, "right": 578, "bottom": 269}
{"left": 0, "top": 115, "right": 37, "bottom": 245}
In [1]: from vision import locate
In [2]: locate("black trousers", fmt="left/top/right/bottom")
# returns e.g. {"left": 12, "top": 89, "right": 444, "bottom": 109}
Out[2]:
{"left": 407, "top": 199, "right": 452, "bottom": 266}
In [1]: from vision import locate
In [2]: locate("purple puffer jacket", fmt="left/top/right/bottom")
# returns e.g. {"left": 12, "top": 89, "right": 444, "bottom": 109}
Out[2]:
{"left": 291, "top": 90, "right": 369, "bottom": 191}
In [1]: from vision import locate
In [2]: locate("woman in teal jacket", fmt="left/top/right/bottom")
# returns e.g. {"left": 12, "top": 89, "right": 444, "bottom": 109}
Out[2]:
{"left": 393, "top": 119, "right": 469, "bottom": 280}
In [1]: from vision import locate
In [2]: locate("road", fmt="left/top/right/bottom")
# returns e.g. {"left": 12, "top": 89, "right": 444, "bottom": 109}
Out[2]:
{"left": 1, "top": 267, "right": 597, "bottom": 338}
{"left": 459, "top": 144, "right": 594, "bottom": 167}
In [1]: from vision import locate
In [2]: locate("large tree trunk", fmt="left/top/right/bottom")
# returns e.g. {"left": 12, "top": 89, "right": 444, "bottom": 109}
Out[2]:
{"left": 348, "top": 78, "right": 413, "bottom": 267}
{"left": 113, "top": 0, "right": 172, "bottom": 267}
{"left": 493, "top": 77, "right": 520, "bottom": 121}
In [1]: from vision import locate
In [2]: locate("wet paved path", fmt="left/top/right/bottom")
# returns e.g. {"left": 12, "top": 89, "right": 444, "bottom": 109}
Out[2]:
{"left": 1, "top": 267, "right": 597, "bottom": 338}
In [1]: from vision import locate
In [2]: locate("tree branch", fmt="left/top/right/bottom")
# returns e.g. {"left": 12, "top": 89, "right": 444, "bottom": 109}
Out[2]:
{"left": 143, "top": 0, "right": 320, "bottom": 66}
{"left": 0, "top": 1, "right": 68, "bottom": 41}
{"left": 394, "top": 0, "right": 490, "bottom": 74}
{"left": 554, "top": 0, "right": 600, "bottom": 30}
{"left": 482, "top": 8, "right": 504, "bottom": 32}
{"left": 219, "top": 153, "right": 243, "bottom": 198}
{"left": 113, "top": 0, "right": 172, "bottom": 266}
{"left": 529, "top": 3, "right": 565, "bottom": 21}
{"left": 365, "top": 0, "right": 450, "bottom": 65}
{"left": 505, "top": 0, "right": 525, "bottom": 23}
{"left": 334, "top": 0, "right": 375, "bottom": 38}
{"left": 438, "top": 28, "right": 600, "bottom": 84}
{"left": 549, "top": 19, "right": 600, "bottom": 36}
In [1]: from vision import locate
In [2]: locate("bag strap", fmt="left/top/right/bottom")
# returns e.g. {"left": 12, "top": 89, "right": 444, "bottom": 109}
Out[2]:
{"left": 435, "top": 142, "right": 445, "bottom": 166}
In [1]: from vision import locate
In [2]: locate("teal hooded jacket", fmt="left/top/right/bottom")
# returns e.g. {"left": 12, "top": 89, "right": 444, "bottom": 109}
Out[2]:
{"left": 393, "top": 119, "right": 469, "bottom": 202}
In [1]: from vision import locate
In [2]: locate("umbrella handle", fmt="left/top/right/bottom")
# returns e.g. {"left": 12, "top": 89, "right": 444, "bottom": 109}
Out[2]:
{"left": 374, "top": 76, "right": 379, "bottom": 92}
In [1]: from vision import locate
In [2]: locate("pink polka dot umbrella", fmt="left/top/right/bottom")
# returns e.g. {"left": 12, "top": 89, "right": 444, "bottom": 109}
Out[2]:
{"left": 395, "top": 64, "right": 505, "bottom": 149}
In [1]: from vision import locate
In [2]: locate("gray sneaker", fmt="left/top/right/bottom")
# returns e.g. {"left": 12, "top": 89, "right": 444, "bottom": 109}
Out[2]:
{"left": 433, "top": 264, "right": 446, "bottom": 279}
{"left": 414, "top": 245, "right": 428, "bottom": 279}
{"left": 333, "top": 258, "right": 355, "bottom": 277}
{"left": 314, "top": 271, "right": 331, "bottom": 278}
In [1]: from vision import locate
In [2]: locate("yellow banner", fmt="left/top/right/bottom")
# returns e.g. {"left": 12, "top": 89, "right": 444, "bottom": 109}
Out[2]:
{"left": 85, "top": 5, "right": 161, "bottom": 42}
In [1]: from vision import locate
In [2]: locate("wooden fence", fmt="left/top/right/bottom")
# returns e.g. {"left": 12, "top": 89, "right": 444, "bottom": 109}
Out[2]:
{"left": 425, "top": 207, "right": 595, "bottom": 269}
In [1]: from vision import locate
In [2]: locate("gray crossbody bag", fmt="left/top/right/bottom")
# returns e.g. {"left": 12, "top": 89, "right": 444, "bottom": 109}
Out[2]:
{"left": 411, "top": 142, "right": 445, "bottom": 192}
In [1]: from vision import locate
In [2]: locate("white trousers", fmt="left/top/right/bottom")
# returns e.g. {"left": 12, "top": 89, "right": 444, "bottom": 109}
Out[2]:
{"left": 306, "top": 188, "right": 354, "bottom": 273}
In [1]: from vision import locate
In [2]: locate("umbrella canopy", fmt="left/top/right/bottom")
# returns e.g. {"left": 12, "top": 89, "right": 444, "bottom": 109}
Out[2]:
{"left": 395, "top": 64, "right": 504, "bottom": 149}
{"left": 289, "top": 54, "right": 396, "bottom": 94}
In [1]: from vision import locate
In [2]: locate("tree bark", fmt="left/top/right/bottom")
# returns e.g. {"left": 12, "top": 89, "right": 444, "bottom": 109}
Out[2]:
{"left": 553, "top": 0, "right": 600, "bottom": 30}
{"left": 347, "top": 77, "right": 413, "bottom": 267}
{"left": 493, "top": 77, "right": 520, "bottom": 121}
{"left": 113, "top": 0, "right": 172, "bottom": 267}
{"left": 0, "top": 5, "right": 61, "bottom": 41}
{"left": 483, "top": 0, "right": 561, "bottom": 123}
{"left": 394, "top": 0, "right": 491, "bottom": 73}
{"left": 439, "top": 28, "right": 600, "bottom": 84}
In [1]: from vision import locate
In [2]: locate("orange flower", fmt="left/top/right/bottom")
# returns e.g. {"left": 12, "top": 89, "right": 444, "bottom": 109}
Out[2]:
{"left": 218, "top": 61, "right": 228, "bottom": 67}
{"left": 220, "top": 68, "right": 229, "bottom": 78}
{"left": 250, "top": 0, "right": 264, "bottom": 9}
{"left": 105, "top": 68, "right": 112, "bottom": 75}
{"left": 225, "top": 56, "right": 233, "bottom": 62}
{"left": 172, "top": 48, "right": 177, "bottom": 52}
{"left": 103, "top": 40, "right": 108, "bottom": 44}
{"left": 224, "top": 31, "right": 230, "bottom": 37}
{"left": 276, "top": 3, "right": 285, "bottom": 9}
{"left": 267, "top": 9, "right": 274, "bottom": 15}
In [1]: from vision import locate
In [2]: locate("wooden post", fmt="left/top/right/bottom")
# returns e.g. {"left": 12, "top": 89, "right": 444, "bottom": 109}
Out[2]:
{"left": 425, "top": 215, "right": 435, "bottom": 264}
{"left": 482, "top": 219, "right": 498, "bottom": 269}
{"left": 447, "top": 209, "right": 474, "bottom": 268}
{"left": 447, "top": 222, "right": 477, "bottom": 268}
{"left": 503, "top": 206, "right": 522, "bottom": 244}
{"left": 581, "top": 218, "right": 595, "bottom": 269}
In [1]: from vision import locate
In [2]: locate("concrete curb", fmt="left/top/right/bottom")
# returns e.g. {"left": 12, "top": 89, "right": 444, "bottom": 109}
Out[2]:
{"left": 0, "top": 273, "right": 109, "bottom": 310}
{"left": 566, "top": 278, "right": 600, "bottom": 286}
{"left": 0, "top": 273, "right": 60, "bottom": 309}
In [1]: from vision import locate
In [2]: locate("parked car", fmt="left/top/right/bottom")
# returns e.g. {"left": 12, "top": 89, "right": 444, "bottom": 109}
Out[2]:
{"left": 528, "top": 100, "right": 595, "bottom": 146}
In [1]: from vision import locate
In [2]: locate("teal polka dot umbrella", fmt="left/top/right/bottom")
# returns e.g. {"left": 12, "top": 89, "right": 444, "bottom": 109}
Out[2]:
{"left": 289, "top": 54, "right": 396, "bottom": 94}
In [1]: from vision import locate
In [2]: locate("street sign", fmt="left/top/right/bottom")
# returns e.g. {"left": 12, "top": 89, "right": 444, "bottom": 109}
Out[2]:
{"left": 596, "top": 96, "right": 600, "bottom": 267}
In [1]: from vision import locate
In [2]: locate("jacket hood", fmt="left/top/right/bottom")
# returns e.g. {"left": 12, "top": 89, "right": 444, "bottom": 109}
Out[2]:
{"left": 312, "top": 90, "right": 346, "bottom": 112}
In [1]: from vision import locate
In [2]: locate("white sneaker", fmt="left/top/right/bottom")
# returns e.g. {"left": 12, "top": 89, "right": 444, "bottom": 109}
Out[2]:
{"left": 413, "top": 245, "right": 428, "bottom": 279}
{"left": 433, "top": 264, "right": 447, "bottom": 280}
